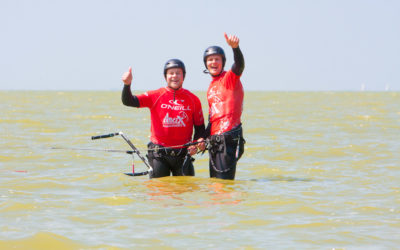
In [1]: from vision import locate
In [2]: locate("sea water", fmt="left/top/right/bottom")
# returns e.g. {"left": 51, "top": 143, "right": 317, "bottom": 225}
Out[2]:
{"left": 0, "top": 91, "right": 399, "bottom": 249}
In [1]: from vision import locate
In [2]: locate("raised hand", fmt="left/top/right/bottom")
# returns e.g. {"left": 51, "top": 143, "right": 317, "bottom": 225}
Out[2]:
{"left": 224, "top": 32, "right": 239, "bottom": 48}
{"left": 122, "top": 67, "right": 133, "bottom": 85}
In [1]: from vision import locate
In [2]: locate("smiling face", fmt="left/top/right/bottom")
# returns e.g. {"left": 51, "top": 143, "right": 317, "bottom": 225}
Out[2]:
{"left": 165, "top": 68, "right": 184, "bottom": 90}
{"left": 206, "top": 55, "right": 223, "bottom": 76}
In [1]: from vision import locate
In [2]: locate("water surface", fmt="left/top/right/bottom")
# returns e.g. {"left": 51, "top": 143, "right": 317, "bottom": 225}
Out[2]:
{"left": 1, "top": 91, "right": 399, "bottom": 249}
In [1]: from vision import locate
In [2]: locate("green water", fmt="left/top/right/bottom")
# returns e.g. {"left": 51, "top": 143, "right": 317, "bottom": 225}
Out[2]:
{"left": 1, "top": 91, "right": 399, "bottom": 249}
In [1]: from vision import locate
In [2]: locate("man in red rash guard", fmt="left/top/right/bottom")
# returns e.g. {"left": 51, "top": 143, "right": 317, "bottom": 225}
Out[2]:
{"left": 121, "top": 59, "right": 205, "bottom": 178}
{"left": 200, "top": 33, "right": 245, "bottom": 180}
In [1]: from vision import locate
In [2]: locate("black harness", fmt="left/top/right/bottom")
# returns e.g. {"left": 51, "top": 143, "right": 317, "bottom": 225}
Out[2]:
{"left": 148, "top": 143, "right": 188, "bottom": 158}
{"left": 207, "top": 125, "right": 245, "bottom": 173}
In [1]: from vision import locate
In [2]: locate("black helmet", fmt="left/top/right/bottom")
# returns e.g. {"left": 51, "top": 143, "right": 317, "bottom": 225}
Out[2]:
{"left": 203, "top": 46, "right": 226, "bottom": 69}
{"left": 163, "top": 59, "right": 186, "bottom": 79}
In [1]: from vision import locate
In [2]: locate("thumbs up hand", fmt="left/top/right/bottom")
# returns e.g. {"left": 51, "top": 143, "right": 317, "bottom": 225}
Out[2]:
{"left": 122, "top": 67, "right": 133, "bottom": 85}
{"left": 224, "top": 32, "right": 239, "bottom": 48}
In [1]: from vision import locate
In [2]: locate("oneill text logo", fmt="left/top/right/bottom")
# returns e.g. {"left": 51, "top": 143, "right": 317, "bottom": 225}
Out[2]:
{"left": 161, "top": 104, "right": 191, "bottom": 111}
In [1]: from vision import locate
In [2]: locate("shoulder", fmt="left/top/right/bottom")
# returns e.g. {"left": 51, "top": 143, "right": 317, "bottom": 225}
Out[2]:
{"left": 222, "top": 70, "right": 241, "bottom": 89}
{"left": 181, "top": 88, "right": 197, "bottom": 96}
{"left": 181, "top": 88, "right": 201, "bottom": 101}
{"left": 213, "top": 71, "right": 238, "bottom": 82}
{"left": 145, "top": 87, "right": 166, "bottom": 96}
{"left": 225, "top": 70, "right": 240, "bottom": 78}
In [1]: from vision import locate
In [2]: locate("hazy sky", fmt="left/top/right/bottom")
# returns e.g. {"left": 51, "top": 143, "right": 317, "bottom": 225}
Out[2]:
{"left": 1, "top": 0, "right": 399, "bottom": 91}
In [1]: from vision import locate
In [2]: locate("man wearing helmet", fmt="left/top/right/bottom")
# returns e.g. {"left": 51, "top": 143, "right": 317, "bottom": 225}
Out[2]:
{"left": 121, "top": 59, "right": 205, "bottom": 178}
{"left": 201, "top": 33, "right": 245, "bottom": 180}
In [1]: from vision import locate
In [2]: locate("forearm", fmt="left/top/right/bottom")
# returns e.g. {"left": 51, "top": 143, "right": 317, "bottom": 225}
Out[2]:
{"left": 121, "top": 85, "right": 140, "bottom": 107}
{"left": 203, "top": 122, "right": 211, "bottom": 138}
{"left": 231, "top": 46, "right": 245, "bottom": 76}
{"left": 193, "top": 124, "right": 206, "bottom": 141}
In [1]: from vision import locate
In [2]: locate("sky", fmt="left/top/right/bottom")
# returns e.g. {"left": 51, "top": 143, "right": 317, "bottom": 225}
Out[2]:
{"left": 1, "top": 0, "right": 399, "bottom": 91}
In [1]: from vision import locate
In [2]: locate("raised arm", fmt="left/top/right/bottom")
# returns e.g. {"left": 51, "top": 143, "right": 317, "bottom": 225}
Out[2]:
{"left": 121, "top": 67, "right": 140, "bottom": 107}
{"left": 224, "top": 33, "right": 244, "bottom": 76}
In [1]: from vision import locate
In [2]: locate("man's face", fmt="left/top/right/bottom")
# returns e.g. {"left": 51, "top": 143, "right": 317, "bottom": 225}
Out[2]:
{"left": 206, "top": 55, "right": 223, "bottom": 76}
{"left": 166, "top": 68, "right": 184, "bottom": 90}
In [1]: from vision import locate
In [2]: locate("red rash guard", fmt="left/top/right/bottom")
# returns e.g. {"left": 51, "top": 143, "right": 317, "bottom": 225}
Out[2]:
{"left": 207, "top": 70, "right": 244, "bottom": 135}
{"left": 136, "top": 87, "right": 204, "bottom": 147}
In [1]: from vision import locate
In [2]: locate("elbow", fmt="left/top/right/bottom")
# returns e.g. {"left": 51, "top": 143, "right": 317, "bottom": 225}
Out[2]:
{"left": 121, "top": 96, "right": 128, "bottom": 106}
{"left": 239, "top": 65, "right": 245, "bottom": 75}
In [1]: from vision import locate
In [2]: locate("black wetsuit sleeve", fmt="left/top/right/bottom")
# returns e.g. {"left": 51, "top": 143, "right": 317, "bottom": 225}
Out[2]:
{"left": 204, "top": 122, "right": 211, "bottom": 138}
{"left": 193, "top": 124, "right": 206, "bottom": 141}
{"left": 231, "top": 46, "right": 245, "bottom": 76}
{"left": 121, "top": 85, "right": 140, "bottom": 107}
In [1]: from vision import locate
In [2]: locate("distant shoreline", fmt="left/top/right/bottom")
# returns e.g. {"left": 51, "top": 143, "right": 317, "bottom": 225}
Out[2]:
{"left": 1, "top": 89, "right": 399, "bottom": 93}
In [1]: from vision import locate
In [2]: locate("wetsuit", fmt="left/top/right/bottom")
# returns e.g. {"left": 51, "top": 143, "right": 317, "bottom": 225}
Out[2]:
{"left": 206, "top": 47, "right": 245, "bottom": 180}
{"left": 122, "top": 86, "right": 205, "bottom": 178}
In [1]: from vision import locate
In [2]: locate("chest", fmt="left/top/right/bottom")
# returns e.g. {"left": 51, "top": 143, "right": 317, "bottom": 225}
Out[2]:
{"left": 155, "top": 94, "right": 193, "bottom": 113}
{"left": 207, "top": 81, "right": 223, "bottom": 100}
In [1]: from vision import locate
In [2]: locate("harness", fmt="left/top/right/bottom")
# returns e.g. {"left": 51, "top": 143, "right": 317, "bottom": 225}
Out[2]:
{"left": 207, "top": 125, "right": 245, "bottom": 173}
{"left": 148, "top": 143, "right": 188, "bottom": 158}
{"left": 147, "top": 142, "right": 194, "bottom": 176}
